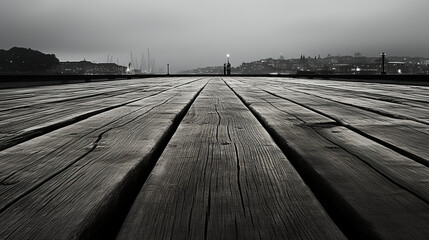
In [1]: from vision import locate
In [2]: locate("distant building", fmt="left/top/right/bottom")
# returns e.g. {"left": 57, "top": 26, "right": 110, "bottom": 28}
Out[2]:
{"left": 57, "top": 60, "right": 126, "bottom": 75}
{"left": 387, "top": 62, "right": 406, "bottom": 74}
{"left": 90, "top": 63, "right": 127, "bottom": 75}
{"left": 181, "top": 54, "right": 429, "bottom": 75}
{"left": 351, "top": 63, "right": 380, "bottom": 74}
{"left": 332, "top": 64, "right": 352, "bottom": 73}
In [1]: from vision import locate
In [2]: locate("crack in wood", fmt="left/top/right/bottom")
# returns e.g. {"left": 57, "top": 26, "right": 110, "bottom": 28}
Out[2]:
{"left": 224, "top": 77, "right": 429, "bottom": 240}
{"left": 233, "top": 143, "right": 246, "bottom": 217}
{"left": 0, "top": 79, "right": 213, "bottom": 240}
{"left": 222, "top": 78, "right": 349, "bottom": 238}
{"left": 214, "top": 103, "right": 221, "bottom": 143}
{"left": 313, "top": 128, "right": 429, "bottom": 205}
{"left": 204, "top": 171, "right": 212, "bottom": 240}
{"left": 0, "top": 94, "right": 179, "bottom": 214}
{"left": 283, "top": 87, "right": 429, "bottom": 126}
{"left": 0, "top": 78, "right": 206, "bottom": 152}
{"left": 261, "top": 88, "right": 429, "bottom": 168}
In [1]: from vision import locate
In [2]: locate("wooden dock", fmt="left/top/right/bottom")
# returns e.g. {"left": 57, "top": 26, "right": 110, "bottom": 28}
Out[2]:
{"left": 0, "top": 77, "right": 428, "bottom": 239}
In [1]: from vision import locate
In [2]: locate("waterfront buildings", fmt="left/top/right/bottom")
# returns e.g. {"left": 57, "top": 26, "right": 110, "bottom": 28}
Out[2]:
{"left": 57, "top": 60, "right": 127, "bottom": 75}
{"left": 183, "top": 54, "right": 429, "bottom": 75}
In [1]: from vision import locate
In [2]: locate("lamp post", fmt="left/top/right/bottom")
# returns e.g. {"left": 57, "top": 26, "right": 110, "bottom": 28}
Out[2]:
{"left": 226, "top": 54, "right": 231, "bottom": 75}
{"left": 381, "top": 52, "right": 386, "bottom": 75}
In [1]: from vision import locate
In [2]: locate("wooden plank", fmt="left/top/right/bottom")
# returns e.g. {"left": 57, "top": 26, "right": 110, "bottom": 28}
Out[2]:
{"left": 224, "top": 77, "right": 429, "bottom": 239}
{"left": 117, "top": 78, "right": 345, "bottom": 240}
{"left": 316, "top": 126, "right": 429, "bottom": 202}
{"left": 0, "top": 81, "right": 120, "bottom": 110}
{"left": 0, "top": 77, "right": 186, "bottom": 111}
{"left": 0, "top": 78, "right": 209, "bottom": 239}
{"left": 245, "top": 77, "right": 429, "bottom": 122}
{"left": 233, "top": 77, "right": 429, "bottom": 166}
{"left": 0, "top": 77, "right": 194, "bottom": 115}
{"left": 0, "top": 78, "right": 203, "bottom": 151}
{"left": 266, "top": 77, "right": 429, "bottom": 103}
{"left": 0, "top": 82, "right": 199, "bottom": 204}
{"left": 284, "top": 85, "right": 429, "bottom": 124}
{"left": 256, "top": 77, "right": 429, "bottom": 100}
{"left": 298, "top": 81, "right": 429, "bottom": 108}
{"left": 225, "top": 79, "right": 429, "bottom": 201}
{"left": 227, "top": 78, "right": 429, "bottom": 200}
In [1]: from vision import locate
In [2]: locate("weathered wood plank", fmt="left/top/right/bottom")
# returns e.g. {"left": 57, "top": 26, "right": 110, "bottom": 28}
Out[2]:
{"left": 0, "top": 78, "right": 203, "bottom": 151}
{"left": 225, "top": 79, "right": 429, "bottom": 201}
{"left": 0, "top": 77, "right": 189, "bottom": 111}
{"left": 224, "top": 77, "right": 429, "bottom": 239}
{"left": 256, "top": 77, "right": 429, "bottom": 103}
{"left": 284, "top": 86, "right": 429, "bottom": 124}
{"left": 245, "top": 77, "right": 429, "bottom": 121}
{"left": 0, "top": 79, "right": 209, "bottom": 239}
{"left": 0, "top": 77, "right": 197, "bottom": 119}
{"left": 233, "top": 77, "right": 429, "bottom": 166}
{"left": 316, "top": 126, "right": 429, "bottom": 201}
{"left": 239, "top": 77, "right": 429, "bottom": 122}
{"left": 294, "top": 82, "right": 429, "bottom": 110}
{"left": 227, "top": 78, "right": 429, "bottom": 198}
{"left": 0, "top": 81, "right": 121, "bottom": 110}
{"left": 117, "top": 78, "right": 345, "bottom": 240}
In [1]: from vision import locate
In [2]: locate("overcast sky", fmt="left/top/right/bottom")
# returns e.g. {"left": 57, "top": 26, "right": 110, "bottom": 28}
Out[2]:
{"left": 1, "top": 0, "right": 428, "bottom": 72}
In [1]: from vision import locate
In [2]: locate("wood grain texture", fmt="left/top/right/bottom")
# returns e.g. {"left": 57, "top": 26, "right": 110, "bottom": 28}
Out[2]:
{"left": 0, "top": 78, "right": 175, "bottom": 111}
{"left": 2, "top": 77, "right": 428, "bottom": 240}
{"left": 224, "top": 77, "right": 429, "bottom": 240}
{"left": 268, "top": 78, "right": 429, "bottom": 121}
{"left": 0, "top": 78, "right": 208, "bottom": 239}
{"left": 233, "top": 77, "right": 429, "bottom": 166}
{"left": 0, "top": 77, "right": 203, "bottom": 151}
{"left": 117, "top": 78, "right": 345, "bottom": 240}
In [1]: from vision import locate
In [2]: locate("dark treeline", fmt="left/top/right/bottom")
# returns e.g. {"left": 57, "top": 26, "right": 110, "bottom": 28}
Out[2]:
{"left": 0, "top": 47, "right": 59, "bottom": 74}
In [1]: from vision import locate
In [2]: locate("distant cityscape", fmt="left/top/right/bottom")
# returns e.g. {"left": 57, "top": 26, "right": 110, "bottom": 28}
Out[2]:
{"left": 182, "top": 53, "right": 429, "bottom": 75}
{"left": 0, "top": 47, "right": 150, "bottom": 75}
{"left": 1, "top": 47, "right": 429, "bottom": 75}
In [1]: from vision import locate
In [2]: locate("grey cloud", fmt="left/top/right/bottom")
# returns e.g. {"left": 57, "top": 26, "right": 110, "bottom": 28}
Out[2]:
{"left": 1, "top": 0, "right": 428, "bottom": 72}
